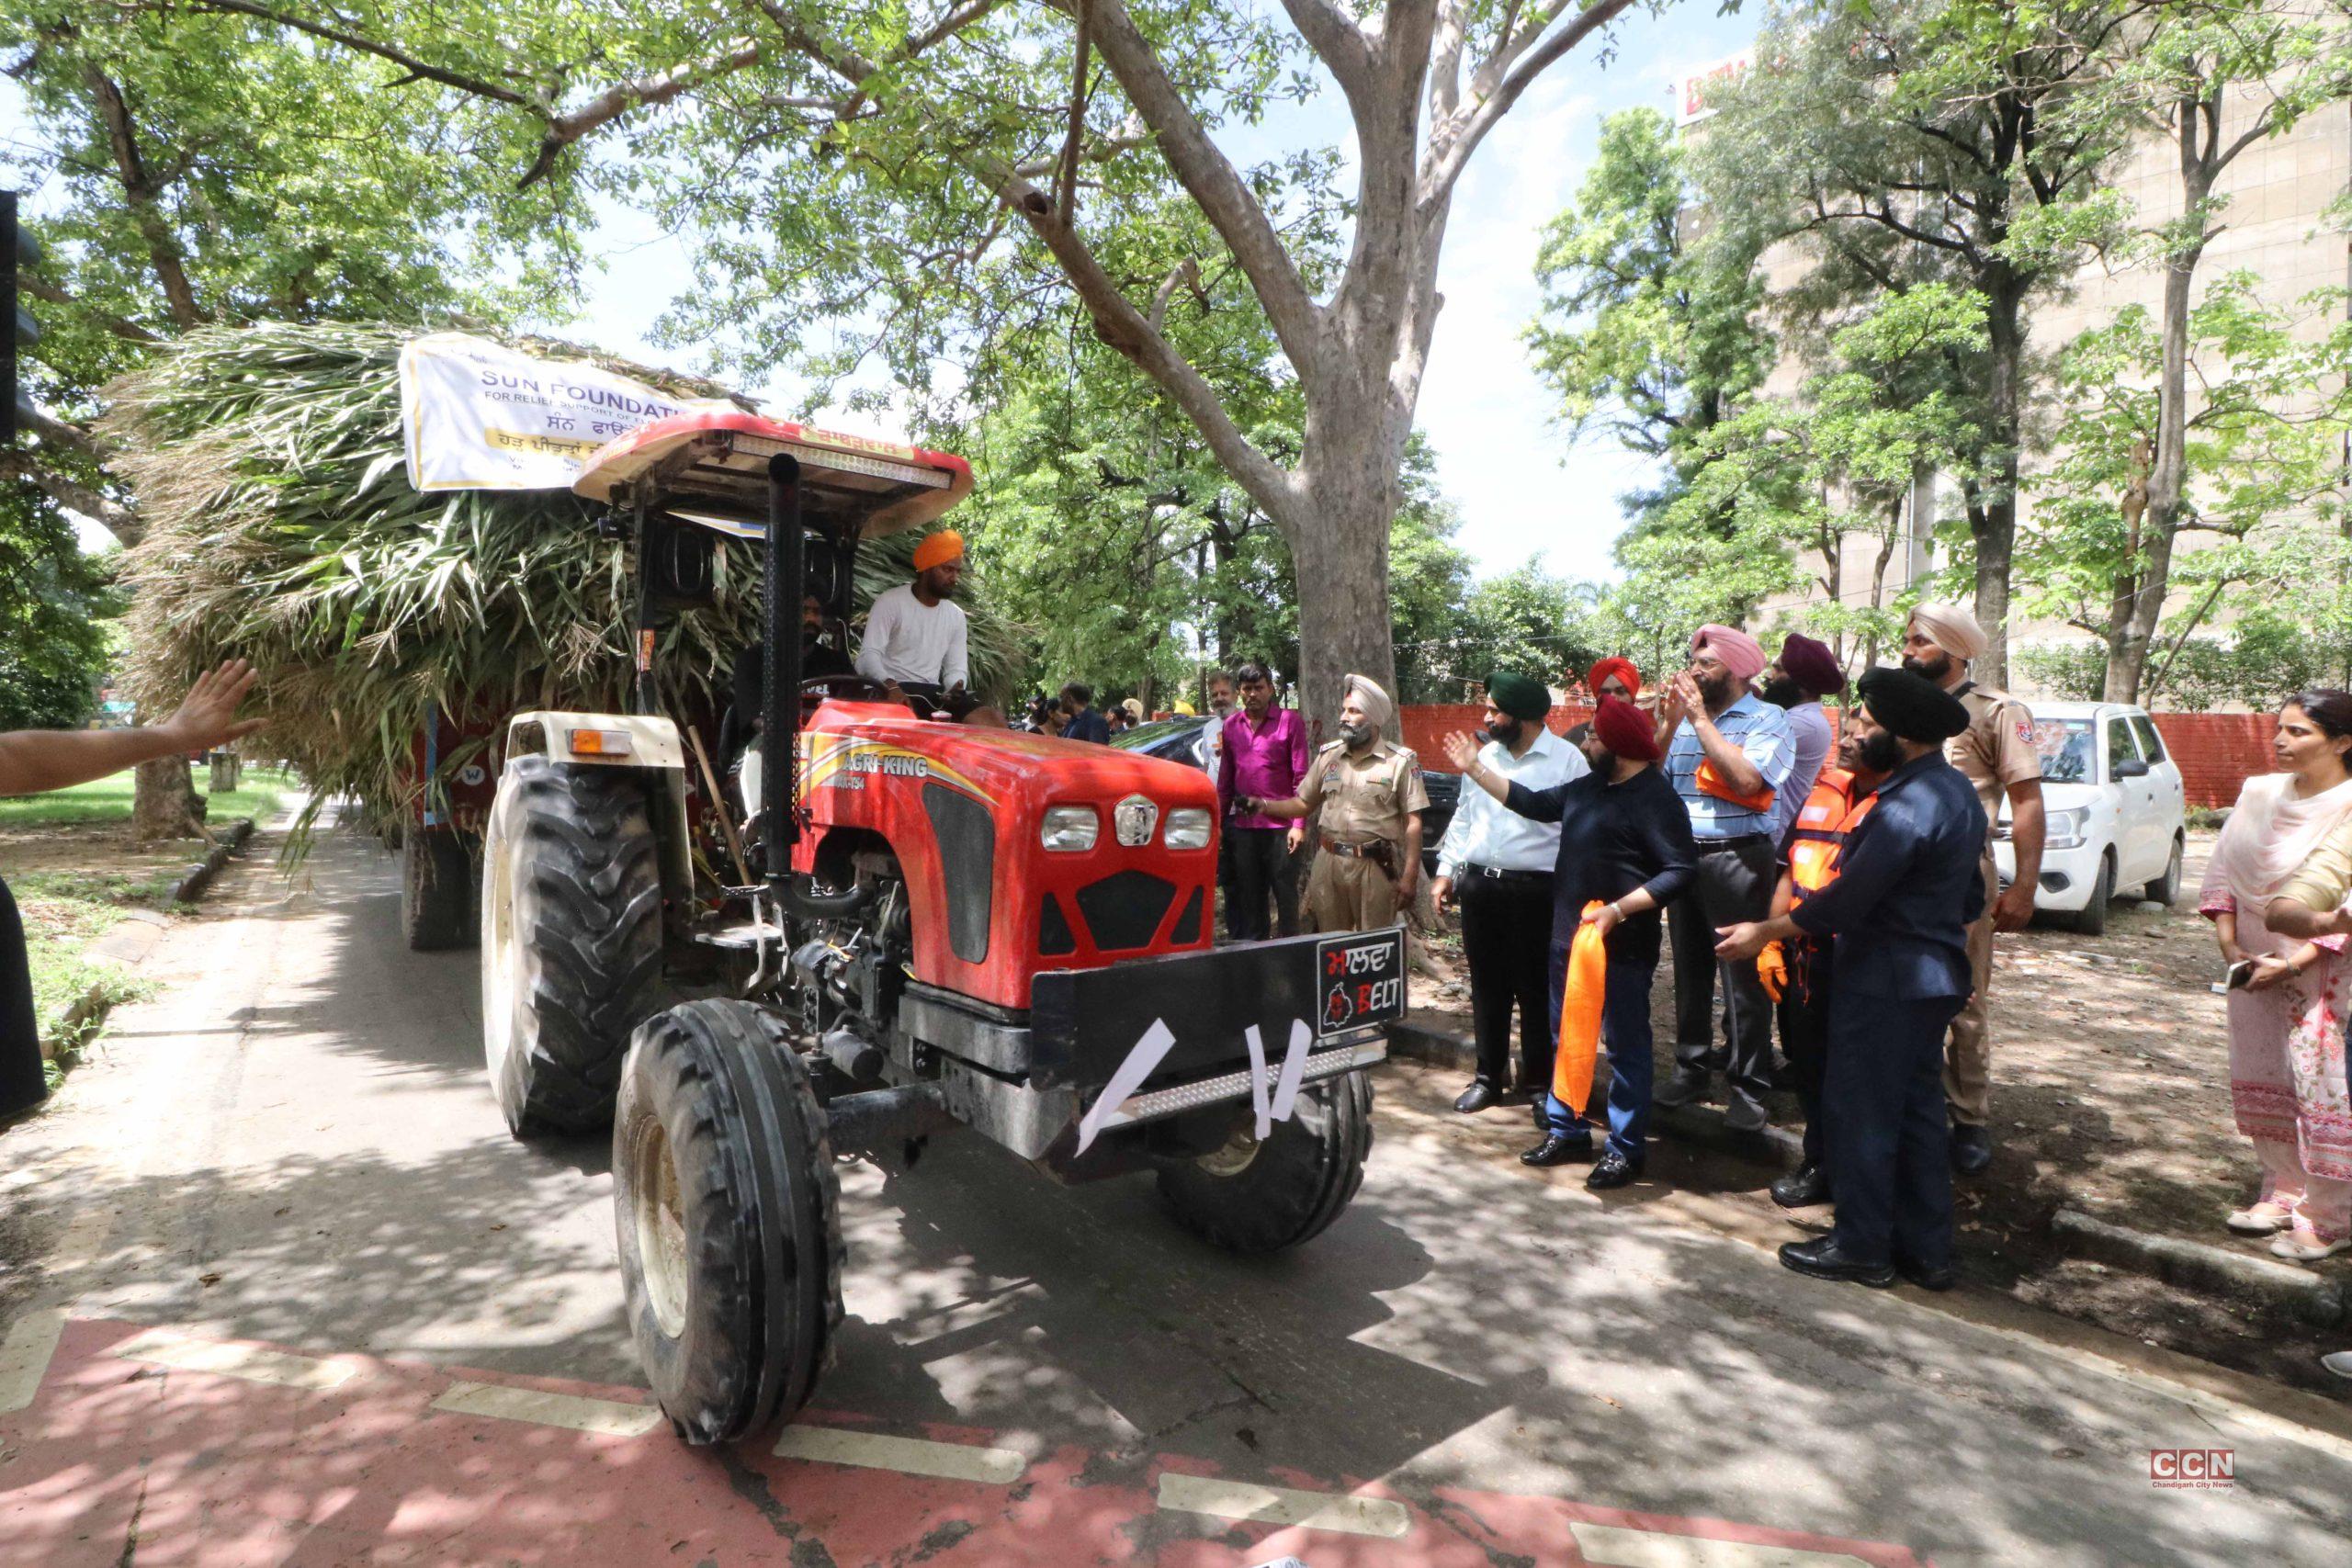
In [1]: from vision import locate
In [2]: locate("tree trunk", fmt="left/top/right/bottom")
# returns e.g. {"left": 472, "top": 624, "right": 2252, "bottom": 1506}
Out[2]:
{"left": 1973, "top": 281, "right": 2026, "bottom": 689}
{"left": 132, "top": 756, "right": 208, "bottom": 842}
{"left": 1281, "top": 473, "right": 1400, "bottom": 746}
{"left": 2109, "top": 110, "right": 2214, "bottom": 705}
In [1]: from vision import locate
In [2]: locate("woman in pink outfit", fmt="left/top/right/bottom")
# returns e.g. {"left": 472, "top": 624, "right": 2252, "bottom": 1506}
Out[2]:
{"left": 2199, "top": 691, "right": 2352, "bottom": 1262}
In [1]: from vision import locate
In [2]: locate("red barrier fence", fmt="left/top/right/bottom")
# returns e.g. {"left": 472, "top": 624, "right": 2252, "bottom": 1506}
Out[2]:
{"left": 1399, "top": 704, "right": 2276, "bottom": 809}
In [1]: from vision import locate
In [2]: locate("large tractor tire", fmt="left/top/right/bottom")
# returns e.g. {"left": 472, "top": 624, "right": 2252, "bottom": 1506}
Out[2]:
{"left": 401, "top": 826, "right": 477, "bottom": 952}
{"left": 480, "top": 755, "right": 664, "bottom": 1136}
{"left": 1156, "top": 1072, "right": 1374, "bottom": 1254}
{"left": 614, "top": 1000, "right": 842, "bottom": 1445}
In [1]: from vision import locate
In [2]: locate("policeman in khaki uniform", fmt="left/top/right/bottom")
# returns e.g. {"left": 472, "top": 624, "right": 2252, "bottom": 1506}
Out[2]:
{"left": 1243, "top": 673, "right": 1429, "bottom": 932}
{"left": 1901, "top": 604, "right": 2046, "bottom": 1176}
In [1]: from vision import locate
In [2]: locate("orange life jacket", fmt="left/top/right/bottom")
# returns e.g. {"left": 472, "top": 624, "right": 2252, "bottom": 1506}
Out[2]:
{"left": 1786, "top": 767, "right": 1878, "bottom": 902}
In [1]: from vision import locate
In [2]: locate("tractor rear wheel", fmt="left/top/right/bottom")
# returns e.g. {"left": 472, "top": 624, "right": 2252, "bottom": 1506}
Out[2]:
{"left": 1155, "top": 1072, "right": 1373, "bottom": 1254}
{"left": 481, "top": 755, "right": 663, "bottom": 1136}
{"left": 614, "top": 1000, "right": 842, "bottom": 1445}
{"left": 401, "top": 826, "right": 477, "bottom": 952}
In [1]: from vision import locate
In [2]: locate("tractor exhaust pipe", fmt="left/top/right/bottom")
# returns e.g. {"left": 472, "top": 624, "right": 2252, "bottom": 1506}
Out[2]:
{"left": 763, "top": 453, "right": 803, "bottom": 887}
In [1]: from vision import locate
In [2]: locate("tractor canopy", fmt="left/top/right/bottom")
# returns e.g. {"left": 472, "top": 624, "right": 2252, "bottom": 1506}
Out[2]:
{"left": 572, "top": 410, "right": 974, "bottom": 538}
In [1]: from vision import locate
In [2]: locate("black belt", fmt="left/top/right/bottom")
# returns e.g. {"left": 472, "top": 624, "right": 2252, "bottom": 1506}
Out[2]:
{"left": 1460, "top": 863, "right": 1549, "bottom": 885}
{"left": 1696, "top": 833, "right": 1772, "bottom": 851}
{"left": 1319, "top": 837, "right": 1394, "bottom": 860}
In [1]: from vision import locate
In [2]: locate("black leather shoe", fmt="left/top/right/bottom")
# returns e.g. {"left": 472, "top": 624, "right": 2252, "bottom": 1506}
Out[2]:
{"left": 1950, "top": 1122, "right": 1994, "bottom": 1176}
{"left": 1770, "top": 1164, "right": 1832, "bottom": 1209}
{"left": 1521, "top": 1134, "right": 1596, "bottom": 1168}
{"left": 1654, "top": 1066, "right": 1708, "bottom": 1108}
{"left": 1586, "top": 1150, "right": 1643, "bottom": 1190}
{"left": 1454, "top": 1081, "right": 1498, "bottom": 1113}
{"left": 1894, "top": 1254, "right": 1957, "bottom": 1292}
{"left": 1778, "top": 1235, "right": 1896, "bottom": 1288}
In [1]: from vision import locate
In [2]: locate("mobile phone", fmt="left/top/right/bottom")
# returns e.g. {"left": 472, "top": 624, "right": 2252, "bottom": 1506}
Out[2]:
{"left": 2226, "top": 959, "right": 2256, "bottom": 990}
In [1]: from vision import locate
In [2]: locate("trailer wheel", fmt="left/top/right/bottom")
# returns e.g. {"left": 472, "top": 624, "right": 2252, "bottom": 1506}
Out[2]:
{"left": 614, "top": 1000, "right": 842, "bottom": 1445}
{"left": 1155, "top": 1072, "right": 1374, "bottom": 1254}
{"left": 401, "top": 827, "right": 477, "bottom": 952}
{"left": 481, "top": 755, "right": 663, "bottom": 1136}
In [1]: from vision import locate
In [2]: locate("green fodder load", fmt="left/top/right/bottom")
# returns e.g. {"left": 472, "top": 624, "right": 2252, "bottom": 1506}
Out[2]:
{"left": 107, "top": 321, "right": 1023, "bottom": 841}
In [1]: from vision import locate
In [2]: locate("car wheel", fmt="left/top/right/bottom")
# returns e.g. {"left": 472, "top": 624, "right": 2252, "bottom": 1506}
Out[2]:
{"left": 2143, "top": 834, "right": 2183, "bottom": 907}
{"left": 2069, "top": 850, "right": 2114, "bottom": 937}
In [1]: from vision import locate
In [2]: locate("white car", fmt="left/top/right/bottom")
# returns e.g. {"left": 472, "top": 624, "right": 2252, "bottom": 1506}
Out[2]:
{"left": 1991, "top": 701, "right": 2187, "bottom": 936}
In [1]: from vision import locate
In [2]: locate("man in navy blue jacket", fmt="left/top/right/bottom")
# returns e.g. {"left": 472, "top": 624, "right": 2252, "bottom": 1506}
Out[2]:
{"left": 1716, "top": 667, "right": 1985, "bottom": 1290}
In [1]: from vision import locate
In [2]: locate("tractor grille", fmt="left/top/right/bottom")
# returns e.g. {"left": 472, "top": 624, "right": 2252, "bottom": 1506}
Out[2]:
{"left": 1073, "top": 870, "right": 1177, "bottom": 952}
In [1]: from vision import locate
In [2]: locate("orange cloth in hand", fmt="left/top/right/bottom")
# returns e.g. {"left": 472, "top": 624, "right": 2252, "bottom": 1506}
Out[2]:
{"left": 1695, "top": 758, "right": 1775, "bottom": 815}
{"left": 1757, "top": 940, "right": 1787, "bottom": 1003}
{"left": 1553, "top": 902, "right": 1610, "bottom": 1116}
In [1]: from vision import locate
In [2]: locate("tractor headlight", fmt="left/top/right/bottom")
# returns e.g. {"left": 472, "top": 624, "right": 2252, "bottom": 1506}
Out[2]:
{"left": 1163, "top": 808, "right": 1213, "bottom": 851}
{"left": 1040, "top": 805, "right": 1100, "bottom": 852}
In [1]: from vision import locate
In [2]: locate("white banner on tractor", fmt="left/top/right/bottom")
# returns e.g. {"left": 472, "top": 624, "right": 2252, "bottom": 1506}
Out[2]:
{"left": 398, "top": 332, "right": 730, "bottom": 492}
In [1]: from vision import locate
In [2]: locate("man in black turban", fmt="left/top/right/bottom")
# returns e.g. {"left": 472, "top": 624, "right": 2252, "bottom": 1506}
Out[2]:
{"left": 1714, "top": 667, "right": 1986, "bottom": 1291}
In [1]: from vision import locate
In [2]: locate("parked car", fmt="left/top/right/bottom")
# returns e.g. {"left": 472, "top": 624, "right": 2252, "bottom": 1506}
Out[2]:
{"left": 1992, "top": 701, "right": 2187, "bottom": 936}
{"left": 1112, "top": 715, "right": 1461, "bottom": 874}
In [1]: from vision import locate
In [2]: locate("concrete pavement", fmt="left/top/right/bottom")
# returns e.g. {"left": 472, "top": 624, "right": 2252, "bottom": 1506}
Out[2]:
{"left": 3, "top": 829, "right": 2347, "bottom": 1565}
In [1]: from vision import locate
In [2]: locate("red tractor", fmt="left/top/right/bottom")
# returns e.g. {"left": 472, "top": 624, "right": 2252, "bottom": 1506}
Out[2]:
{"left": 476, "top": 411, "right": 1399, "bottom": 1444}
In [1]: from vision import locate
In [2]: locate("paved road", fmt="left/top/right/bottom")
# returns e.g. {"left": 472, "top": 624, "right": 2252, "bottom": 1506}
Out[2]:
{"left": 3, "top": 830, "right": 2348, "bottom": 1566}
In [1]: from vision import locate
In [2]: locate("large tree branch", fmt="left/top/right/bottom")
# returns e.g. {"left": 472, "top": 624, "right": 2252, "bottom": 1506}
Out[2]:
{"left": 181, "top": 1, "right": 526, "bottom": 102}
{"left": 85, "top": 67, "right": 203, "bottom": 329}
{"left": 0, "top": 451, "right": 141, "bottom": 545}
{"left": 1080, "top": 0, "right": 1321, "bottom": 366}
{"left": 974, "top": 153, "right": 1294, "bottom": 524}
{"left": 1419, "top": 0, "right": 1636, "bottom": 214}
{"left": 1278, "top": 0, "right": 1376, "bottom": 105}
{"left": 518, "top": 39, "right": 769, "bottom": 187}
{"left": 1053, "top": 0, "right": 1092, "bottom": 228}
{"left": 17, "top": 276, "right": 162, "bottom": 344}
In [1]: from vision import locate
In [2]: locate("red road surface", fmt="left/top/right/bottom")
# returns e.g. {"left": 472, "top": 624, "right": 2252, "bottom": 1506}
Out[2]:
{"left": 0, "top": 1316, "right": 1931, "bottom": 1566}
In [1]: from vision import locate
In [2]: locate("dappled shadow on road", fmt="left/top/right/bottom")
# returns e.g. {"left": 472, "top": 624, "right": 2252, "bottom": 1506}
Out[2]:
{"left": 12, "top": 830, "right": 2346, "bottom": 1565}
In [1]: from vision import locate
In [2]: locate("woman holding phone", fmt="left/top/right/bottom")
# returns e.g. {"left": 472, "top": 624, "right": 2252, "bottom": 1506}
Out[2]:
{"left": 2199, "top": 690, "right": 2352, "bottom": 1260}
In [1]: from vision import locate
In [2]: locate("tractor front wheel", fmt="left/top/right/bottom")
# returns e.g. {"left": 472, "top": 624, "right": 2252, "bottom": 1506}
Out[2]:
{"left": 480, "top": 756, "right": 663, "bottom": 1136}
{"left": 614, "top": 1000, "right": 842, "bottom": 1445}
{"left": 1155, "top": 1073, "right": 1373, "bottom": 1254}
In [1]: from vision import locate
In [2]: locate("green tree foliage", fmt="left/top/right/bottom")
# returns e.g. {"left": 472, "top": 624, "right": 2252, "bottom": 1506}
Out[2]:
{"left": 1692, "top": 0, "right": 2139, "bottom": 683}
{"left": 1524, "top": 106, "right": 1769, "bottom": 537}
{"left": 0, "top": 485, "right": 117, "bottom": 730}
{"left": 2018, "top": 275, "right": 2352, "bottom": 706}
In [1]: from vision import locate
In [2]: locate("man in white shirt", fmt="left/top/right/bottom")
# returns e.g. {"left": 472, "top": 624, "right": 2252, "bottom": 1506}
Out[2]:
{"left": 856, "top": 529, "right": 970, "bottom": 708}
{"left": 1431, "top": 671, "right": 1588, "bottom": 1117}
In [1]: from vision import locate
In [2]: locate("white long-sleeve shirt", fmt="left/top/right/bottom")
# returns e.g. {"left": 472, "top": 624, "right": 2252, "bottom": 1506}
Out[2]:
{"left": 854, "top": 583, "right": 968, "bottom": 689}
{"left": 1436, "top": 728, "right": 1588, "bottom": 877}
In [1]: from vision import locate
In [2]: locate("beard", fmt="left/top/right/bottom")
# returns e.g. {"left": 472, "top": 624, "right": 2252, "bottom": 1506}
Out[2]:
{"left": 1696, "top": 667, "right": 1740, "bottom": 708}
{"left": 1340, "top": 721, "right": 1375, "bottom": 749}
{"left": 1758, "top": 675, "right": 1803, "bottom": 710}
{"left": 1901, "top": 648, "right": 1952, "bottom": 684}
{"left": 1856, "top": 728, "right": 1906, "bottom": 775}
{"left": 1482, "top": 716, "right": 1524, "bottom": 748}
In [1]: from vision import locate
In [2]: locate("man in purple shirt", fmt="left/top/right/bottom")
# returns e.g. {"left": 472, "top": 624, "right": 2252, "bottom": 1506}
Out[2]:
{"left": 1216, "top": 660, "right": 1311, "bottom": 940}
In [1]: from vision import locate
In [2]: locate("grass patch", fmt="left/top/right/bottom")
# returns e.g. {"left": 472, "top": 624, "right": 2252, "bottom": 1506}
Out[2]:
{"left": 0, "top": 764, "right": 292, "bottom": 833}
{"left": 13, "top": 869, "right": 184, "bottom": 1088}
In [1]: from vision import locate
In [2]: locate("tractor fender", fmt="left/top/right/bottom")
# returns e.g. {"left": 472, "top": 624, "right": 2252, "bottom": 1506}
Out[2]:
{"left": 505, "top": 711, "right": 687, "bottom": 770}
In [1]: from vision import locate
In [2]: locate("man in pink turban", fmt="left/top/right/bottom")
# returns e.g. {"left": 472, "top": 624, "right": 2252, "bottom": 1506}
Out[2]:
{"left": 1655, "top": 621, "right": 1797, "bottom": 1131}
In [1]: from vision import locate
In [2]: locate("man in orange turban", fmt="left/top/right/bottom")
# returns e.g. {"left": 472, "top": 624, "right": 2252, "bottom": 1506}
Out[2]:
{"left": 857, "top": 528, "right": 970, "bottom": 712}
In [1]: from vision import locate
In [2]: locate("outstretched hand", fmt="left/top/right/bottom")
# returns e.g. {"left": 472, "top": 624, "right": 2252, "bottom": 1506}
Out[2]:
{"left": 1440, "top": 731, "right": 1481, "bottom": 773}
{"left": 163, "top": 660, "right": 265, "bottom": 751}
{"left": 1714, "top": 920, "right": 1770, "bottom": 962}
